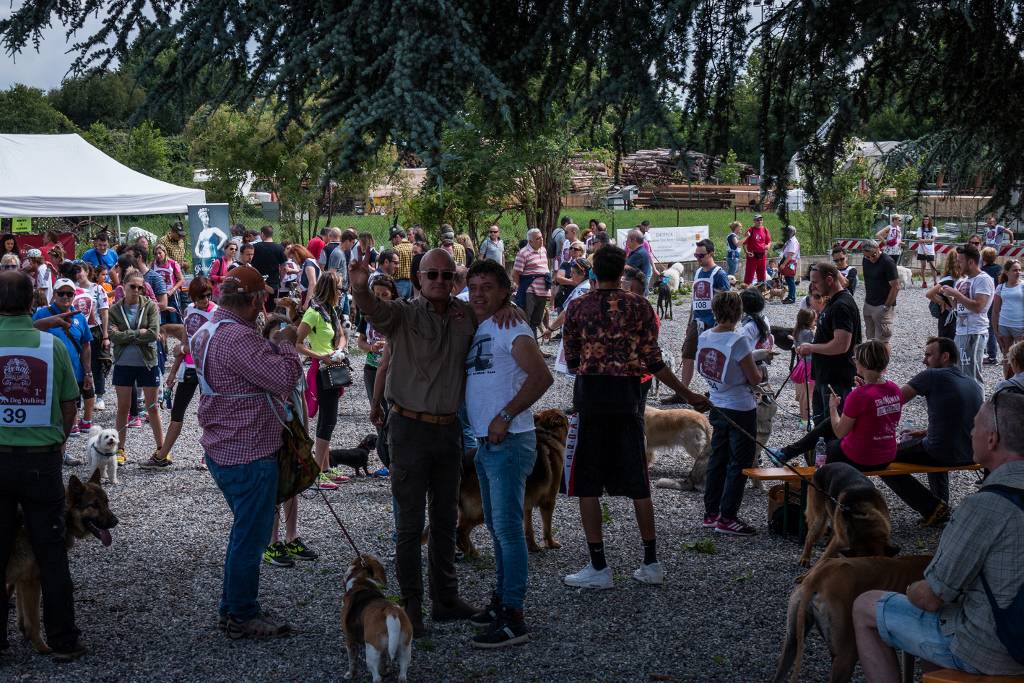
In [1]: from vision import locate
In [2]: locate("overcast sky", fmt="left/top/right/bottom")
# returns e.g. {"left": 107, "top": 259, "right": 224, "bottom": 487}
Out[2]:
{"left": 0, "top": 8, "right": 112, "bottom": 91}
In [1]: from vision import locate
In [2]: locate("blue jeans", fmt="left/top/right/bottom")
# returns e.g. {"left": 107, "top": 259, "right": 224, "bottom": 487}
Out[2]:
{"left": 458, "top": 401, "right": 477, "bottom": 452}
{"left": 726, "top": 255, "right": 740, "bottom": 277}
{"left": 876, "top": 592, "right": 982, "bottom": 674}
{"left": 395, "top": 279, "right": 413, "bottom": 300}
{"left": 705, "top": 407, "right": 756, "bottom": 520}
{"left": 206, "top": 455, "right": 278, "bottom": 621}
{"left": 785, "top": 275, "right": 797, "bottom": 301}
{"left": 475, "top": 431, "right": 537, "bottom": 610}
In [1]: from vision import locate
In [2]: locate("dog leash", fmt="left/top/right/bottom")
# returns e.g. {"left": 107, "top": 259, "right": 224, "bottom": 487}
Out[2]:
{"left": 314, "top": 485, "right": 366, "bottom": 566}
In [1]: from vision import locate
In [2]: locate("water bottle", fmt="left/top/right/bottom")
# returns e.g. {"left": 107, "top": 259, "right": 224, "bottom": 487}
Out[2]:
{"left": 814, "top": 437, "right": 827, "bottom": 469}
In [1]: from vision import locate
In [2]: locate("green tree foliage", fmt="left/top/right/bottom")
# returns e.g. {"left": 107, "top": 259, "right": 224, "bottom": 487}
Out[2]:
{"left": 0, "top": 84, "right": 78, "bottom": 134}
{"left": 47, "top": 71, "right": 146, "bottom": 129}
{"left": 83, "top": 120, "right": 190, "bottom": 186}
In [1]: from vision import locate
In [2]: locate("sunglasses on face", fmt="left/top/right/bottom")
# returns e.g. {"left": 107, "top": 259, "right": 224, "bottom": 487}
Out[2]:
{"left": 54, "top": 290, "right": 75, "bottom": 298}
{"left": 694, "top": 252, "right": 708, "bottom": 258}
{"left": 128, "top": 285, "right": 145, "bottom": 292}
{"left": 1, "top": 264, "right": 17, "bottom": 270}
{"left": 423, "top": 269, "right": 455, "bottom": 281}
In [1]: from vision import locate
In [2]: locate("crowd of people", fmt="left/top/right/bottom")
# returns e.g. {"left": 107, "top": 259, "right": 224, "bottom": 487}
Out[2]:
{"left": 1, "top": 216, "right": 1022, "bottom": 681}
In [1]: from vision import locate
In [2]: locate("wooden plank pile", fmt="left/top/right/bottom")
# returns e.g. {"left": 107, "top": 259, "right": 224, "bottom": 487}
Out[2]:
{"left": 568, "top": 154, "right": 612, "bottom": 193}
{"left": 634, "top": 184, "right": 734, "bottom": 209}
{"left": 620, "top": 148, "right": 716, "bottom": 186}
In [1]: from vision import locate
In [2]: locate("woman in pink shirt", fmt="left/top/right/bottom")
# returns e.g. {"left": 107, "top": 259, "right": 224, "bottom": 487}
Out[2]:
{"left": 828, "top": 340, "right": 902, "bottom": 469}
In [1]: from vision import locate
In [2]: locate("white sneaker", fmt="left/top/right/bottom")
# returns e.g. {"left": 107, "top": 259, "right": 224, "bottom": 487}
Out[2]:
{"left": 563, "top": 563, "right": 613, "bottom": 590}
{"left": 632, "top": 562, "right": 665, "bottom": 585}
{"left": 94, "top": 398, "right": 106, "bottom": 411}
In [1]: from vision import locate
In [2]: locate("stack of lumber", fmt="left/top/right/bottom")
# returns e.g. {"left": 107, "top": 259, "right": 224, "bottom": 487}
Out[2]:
{"left": 568, "top": 154, "right": 612, "bottom": 193}
{"left": 634, "top": 184, "right": 733, "bottom": 209}
{"left": 620, "top": 149, "right": 716, "bottom": 186}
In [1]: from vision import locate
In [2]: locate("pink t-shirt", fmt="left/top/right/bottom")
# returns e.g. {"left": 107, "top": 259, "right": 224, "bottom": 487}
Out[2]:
{"left": 839, "top": 380, "right": 902, "bottom": 466}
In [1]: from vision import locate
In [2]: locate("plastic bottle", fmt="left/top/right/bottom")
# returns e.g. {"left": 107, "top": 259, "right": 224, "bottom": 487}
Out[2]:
{"left": 814, "top": 437, "right": 827, "bottom": 469}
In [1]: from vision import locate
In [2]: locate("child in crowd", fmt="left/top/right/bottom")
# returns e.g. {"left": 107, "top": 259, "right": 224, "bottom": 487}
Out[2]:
{"left": 791, "top": 308, "right": 817, "bottom": 428}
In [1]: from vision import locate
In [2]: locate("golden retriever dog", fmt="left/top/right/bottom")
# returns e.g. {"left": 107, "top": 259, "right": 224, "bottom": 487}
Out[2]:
{"left": 456, "top": 409, "right": 569, "bottom": 558}
{"left": 771, "top": 555, "right": 932, "bottom": 683}
{"left": 799, "top": 463, "right": 898, "bottom": 569}
{"left": 5, "top": 469, "right": 118, "bottom": 654}
{"left": 646, "top": 406, "right": 713, "bottom": 491}
{"left": 342, "top": 554, "right": 413, "bottom": 683}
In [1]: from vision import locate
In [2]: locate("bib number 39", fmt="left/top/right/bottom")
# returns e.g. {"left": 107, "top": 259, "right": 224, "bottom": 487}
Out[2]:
{"left": 1, "top": 407, "right": 28, "bottom": 424}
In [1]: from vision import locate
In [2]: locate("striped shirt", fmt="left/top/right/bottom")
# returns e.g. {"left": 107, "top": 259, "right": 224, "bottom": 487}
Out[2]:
{"left": 513, "top": 245, "right": 550, "bottom": 296}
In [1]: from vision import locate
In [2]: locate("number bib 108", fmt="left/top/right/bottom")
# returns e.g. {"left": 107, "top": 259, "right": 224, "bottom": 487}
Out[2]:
{"left": 0, "top": 335, "right": 55, "bottom": 427}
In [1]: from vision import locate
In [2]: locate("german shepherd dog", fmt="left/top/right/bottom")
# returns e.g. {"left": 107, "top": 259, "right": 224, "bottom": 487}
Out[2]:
{"left": 5, "top": 469, "right": 118, "bottom": 654}
{"left": 799, "top": 463, "right": 898, "bottom": 569}
{"left": 456, "top": 409, "right": 569, "bottom": 558}
{"left": 771, "top": 555, "right": 932, "bottom": 683}
{"left": 656, "top": 277, "right": 673, "bottom": 320}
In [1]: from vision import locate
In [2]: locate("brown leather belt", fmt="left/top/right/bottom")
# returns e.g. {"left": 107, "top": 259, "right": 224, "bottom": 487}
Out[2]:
{"left": 391, "top": 404, "right": 457, "bottom": 425}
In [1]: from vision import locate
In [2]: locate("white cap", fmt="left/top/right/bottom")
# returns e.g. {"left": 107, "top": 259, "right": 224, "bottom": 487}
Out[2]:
{"left": 26, "top": 248, "right": 42, "bottom": 258}
{"left": 53, "top": 278, "right": 77, "bottom": 293}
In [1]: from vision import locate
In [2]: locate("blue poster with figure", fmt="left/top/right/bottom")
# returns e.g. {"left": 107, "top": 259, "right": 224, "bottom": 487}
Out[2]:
{"left": 186, "top": 204, "right": 231, "bottom": 279}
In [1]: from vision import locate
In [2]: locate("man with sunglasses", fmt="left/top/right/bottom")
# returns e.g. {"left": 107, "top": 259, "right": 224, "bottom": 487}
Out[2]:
{"left": 479, "top": 225, "right": 504, "bottom": 266}
{"left": 853, "top": 390, "right": 1024, "bottom": 680}
{"left": 663, "top": 239, "right": 729, "bottom": 404}
{"left": 351, "top": 247, "right": 521, "bottom": 637}
{"left": 943, "top": 245, "right": 995, "bottom": 386}
{"left": 861, "top": 240, "right": 900, "bottom": 350}
{"left": 33, "top": 279, "right": 93, "bottom": 450}
{"left": 830, "top": 246, "right": 858, "bottom": 295}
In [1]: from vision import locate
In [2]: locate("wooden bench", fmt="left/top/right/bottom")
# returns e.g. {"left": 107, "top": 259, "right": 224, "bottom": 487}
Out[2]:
{"left": 742, "top": 462, "right": 984, "bottom": 537}
{"left": 922, "top": 670, "right": 1024, "bottom": 682}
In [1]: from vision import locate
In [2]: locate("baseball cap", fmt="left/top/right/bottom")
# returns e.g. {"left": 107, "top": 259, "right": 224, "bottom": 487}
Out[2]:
{"left": 220, "top": 265, "right": 266, "bottom": 294}
{"left": 390, "top": 226, "right": 406, "bottom": 239}
{"left": 169, "top": 222, "right": 185, "bottom": 234}
{"left": 753, "top": 214, "right": 763, "bottom": 220}
{"left": 26, "top": 248, "right": 42, "bottom": 258}
{"left": 53, "top": 278, "right": 77, "bottom": 293}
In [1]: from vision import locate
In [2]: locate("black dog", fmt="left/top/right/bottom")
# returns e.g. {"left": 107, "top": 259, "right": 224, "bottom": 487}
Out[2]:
{"left": 329, "top": 434, "right": 378, "bottom": 476}
{"left": 656, "top": 279, "right": 673, "bottom": 320}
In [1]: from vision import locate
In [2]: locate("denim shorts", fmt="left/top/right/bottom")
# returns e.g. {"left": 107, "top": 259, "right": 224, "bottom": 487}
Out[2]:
{"left": 875, "top": 592, "right": 981, "bottom": 674}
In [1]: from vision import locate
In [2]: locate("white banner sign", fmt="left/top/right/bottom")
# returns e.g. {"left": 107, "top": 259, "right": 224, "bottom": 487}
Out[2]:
{"left": 615, "top": 225, "right": 707, "bottom": 263}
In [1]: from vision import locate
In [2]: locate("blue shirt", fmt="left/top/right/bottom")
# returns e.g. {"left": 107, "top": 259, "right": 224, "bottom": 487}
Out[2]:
{"left": 626, "top": 247, "right": 653, "bottom": 281}
{"left": 693, "top": 265, "right": 731, "bottom": 326}
{"left": 144, "top": 268, "right": 167, "bottom": 297}
{"left": 82, "top": 247, "right": 118, "bottom": 270}
{"left": 32, "top": 304, "right": 93, "bottom": 382}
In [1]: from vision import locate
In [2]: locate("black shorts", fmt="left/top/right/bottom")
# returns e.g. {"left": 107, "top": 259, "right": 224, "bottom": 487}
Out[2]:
{"left": 567, "top": 411, "right": 650, "bottom": 499}
{"left": 112, "top": 364, "right": 159, "bottom": 388}
{"left": 916, "top": 253, "right": 935, "bottom": 262}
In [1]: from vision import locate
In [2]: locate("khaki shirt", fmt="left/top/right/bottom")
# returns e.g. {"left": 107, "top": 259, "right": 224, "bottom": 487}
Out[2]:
{"left": 368, "top": 296, "right": 476, "bottom": 415}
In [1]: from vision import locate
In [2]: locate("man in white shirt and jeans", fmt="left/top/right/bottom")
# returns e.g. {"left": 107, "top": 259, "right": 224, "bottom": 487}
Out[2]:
{"left": 942, "top": 245, "right": 995, "bottom": 386}
{"left": 463, "top": 259, "right": 553, "bottom": 649}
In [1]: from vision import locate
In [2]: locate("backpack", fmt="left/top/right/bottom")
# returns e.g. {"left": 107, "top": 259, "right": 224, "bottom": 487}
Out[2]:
{"left": 977, "top": 484, "right": 1024, "bottom": 665}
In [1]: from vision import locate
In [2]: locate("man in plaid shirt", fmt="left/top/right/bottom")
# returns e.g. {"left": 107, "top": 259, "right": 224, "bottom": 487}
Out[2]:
{"left": 853, "top": 391, "right": 1024, "bottom": 678}
{"left": 193, "top": 265, "right": 303, "bottom": 640}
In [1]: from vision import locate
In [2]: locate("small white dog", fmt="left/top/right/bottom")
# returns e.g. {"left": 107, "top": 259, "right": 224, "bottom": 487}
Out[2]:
{"left": 664, "top": 262, "right": 686, "bottom": 292}
{"left": 896, "top": 265, "right": 913, "bottom": 289}
{"left": 86, "top": 426, "right": 120, "bottom": 485}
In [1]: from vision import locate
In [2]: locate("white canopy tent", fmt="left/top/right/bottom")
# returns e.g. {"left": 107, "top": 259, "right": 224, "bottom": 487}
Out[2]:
{"left": 0, "top": 133, "right": 206, "bottom": 216}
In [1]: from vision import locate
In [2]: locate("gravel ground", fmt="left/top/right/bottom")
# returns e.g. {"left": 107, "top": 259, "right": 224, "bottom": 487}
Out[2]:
{"left": 6, "top": 284, "right": 1005, "bottom": 682}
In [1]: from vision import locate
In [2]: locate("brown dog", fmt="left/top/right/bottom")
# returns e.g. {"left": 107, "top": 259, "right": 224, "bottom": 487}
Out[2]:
{"left": 799, "top": 463, "right": 898, "bottom": 568}
{"left": 5, "top": 469, "right": 118, "bottom": 654}
{"left": 771, "top": 555, "right": 932, "bottom": 683}
{"left": 273, "top": 297, "right": 302, "bottom": 325}
{"left": 648, "top": 406, "right": 713, "bottom": 491}
{"left": 456, "top": 409, "right": 569, "bottom": 558}
{"left": 342, "top": 554, "right": 413, "bottom": 683}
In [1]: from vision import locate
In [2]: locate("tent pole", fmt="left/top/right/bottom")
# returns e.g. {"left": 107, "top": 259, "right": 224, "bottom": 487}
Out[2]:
{"left": 116, "top": 216, "right": 122, "bottom": 243}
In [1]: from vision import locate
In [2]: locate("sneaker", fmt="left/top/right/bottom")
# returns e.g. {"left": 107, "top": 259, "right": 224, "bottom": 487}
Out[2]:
{"left": 50, "top": 642, "right": 87, "bottom": 663}
{"left": 263, "top": 542, "right": 296, "bottom": 567}
{"left": 69, "top": 423, "right": 81, "bottom": 437}
{"left": 470, "top": 594, "right": 502, "bottom": 628}
{"left": 285, "top": 537, "right": 318, "bottom": 561}
{"left": 471, "top": 606, "right": 529, "bottom": 649}
{"left": 781, "top": 297, "right": 796, "bottom": 304}
{"left": 983, "top": 357, "right": 999, "bottom": 366}
{"left": 128, "top": 416, "right": 144, "bottom": 429}
{"left": 225, "top": 611, "right": 293, "bottom": 640}
{"left": 63, "top": 453, "right": 84, "bottom": 466}
{"left": 327, "top": 468, "right": 351, "bottom": 483}
{"left": 764, "top": 447, "right": 788, "bottom": 466}
{"left": 78, "top": 419, "right": 93, "bottom": 432}
{"left": 217, "top": 613, "right": 228, "bottom": 631}
{"left": 94, "top": 398, "right": 106, "bottom": 411}
{"left": 920, "top": 502, "right": 951, "bottom": 528}
{"left": 116, "top": 449, "right": 126, "bottom": 465}
{"left": 371, "top": 467, "right": 390, "bottom": 478}
{"left": 632, "top": 562, "right": 665, "bottom": 585}
{"left": 921, "top": 281, "right": 928, "bottom": 289}
{"left": 715, "top": 517, "right": 757, "bottom": 537}
{"left": 139, "top": 454, "right": 172, "bottom": 470}
{"left": 702, "top": 513, "right": 720, "bottom": 528}
{"left": 563, "top": 563, "right": 614, "bottom": 590}
{"left": 314, "top": 474, "right": 338, "bottom": 490}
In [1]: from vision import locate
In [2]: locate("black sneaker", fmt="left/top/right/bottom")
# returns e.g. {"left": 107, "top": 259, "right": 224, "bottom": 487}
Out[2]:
{"left": 285, "top": 537, "right": 318, "bottom": 561}
{"left": 471, "top": 606, "right": 529, "bottom": 649}
{"left": 262, "top": 542, "right": 296, "bottom": 567}
{"left": 50, "top": 642, "right": 87, "bottom": 663}
{"left": 470, "top": 593, "right": 502, "bottom": 628}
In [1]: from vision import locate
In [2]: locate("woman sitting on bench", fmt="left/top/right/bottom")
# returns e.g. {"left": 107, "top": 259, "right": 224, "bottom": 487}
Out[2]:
{"left": 768, "top": 340, "right": 903, "bottom": 471}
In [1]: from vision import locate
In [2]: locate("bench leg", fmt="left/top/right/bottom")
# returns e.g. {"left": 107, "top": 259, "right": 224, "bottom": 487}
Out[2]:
{"left": 798, "top": 481, "right": 807, "bottom": 540}
{"left": 900, "top": 651, "right": 915, "bottom": 683}
{"left": 783, "top": 482, "right": 790, "bottom": 537}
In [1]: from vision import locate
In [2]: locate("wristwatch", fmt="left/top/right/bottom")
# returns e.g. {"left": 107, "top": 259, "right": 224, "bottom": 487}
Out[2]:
{"left": 499, "top": 409, "right": 514, "bottom": 423}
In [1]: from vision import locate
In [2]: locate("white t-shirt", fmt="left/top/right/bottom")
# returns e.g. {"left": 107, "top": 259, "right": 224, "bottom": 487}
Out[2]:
{"left": 36, "top": 264, "right": 53, "bottom": 303}
{"left": 465, "top": 318, "right": 536, "bottom": 437}
{"left": 783, "top": 236, "right": 800, "bottom": 261}
{"left": 954, "top": 272, "right": 995, "bottom": 335}
{"left": 916, "top": 226, "right": 936, "bottom": 256}
{"left": 882, "top": 225, "right": 902, "bottom": 255}
{"left": 696, "top": 329, "right": 756, "bottom": 411}
{"left": 996, "top": 282, "right": 1024, "bottom": 328}
{"left": 741, "top": 313, "right": 773, "bottom": 351}
{"left": 72, "top": 282, "right": 108, "bottom": 327}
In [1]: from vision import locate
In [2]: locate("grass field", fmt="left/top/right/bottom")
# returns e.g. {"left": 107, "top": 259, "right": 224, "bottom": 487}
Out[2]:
{"left": 95, "top": 207, "right": 788, "bottom": 258}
